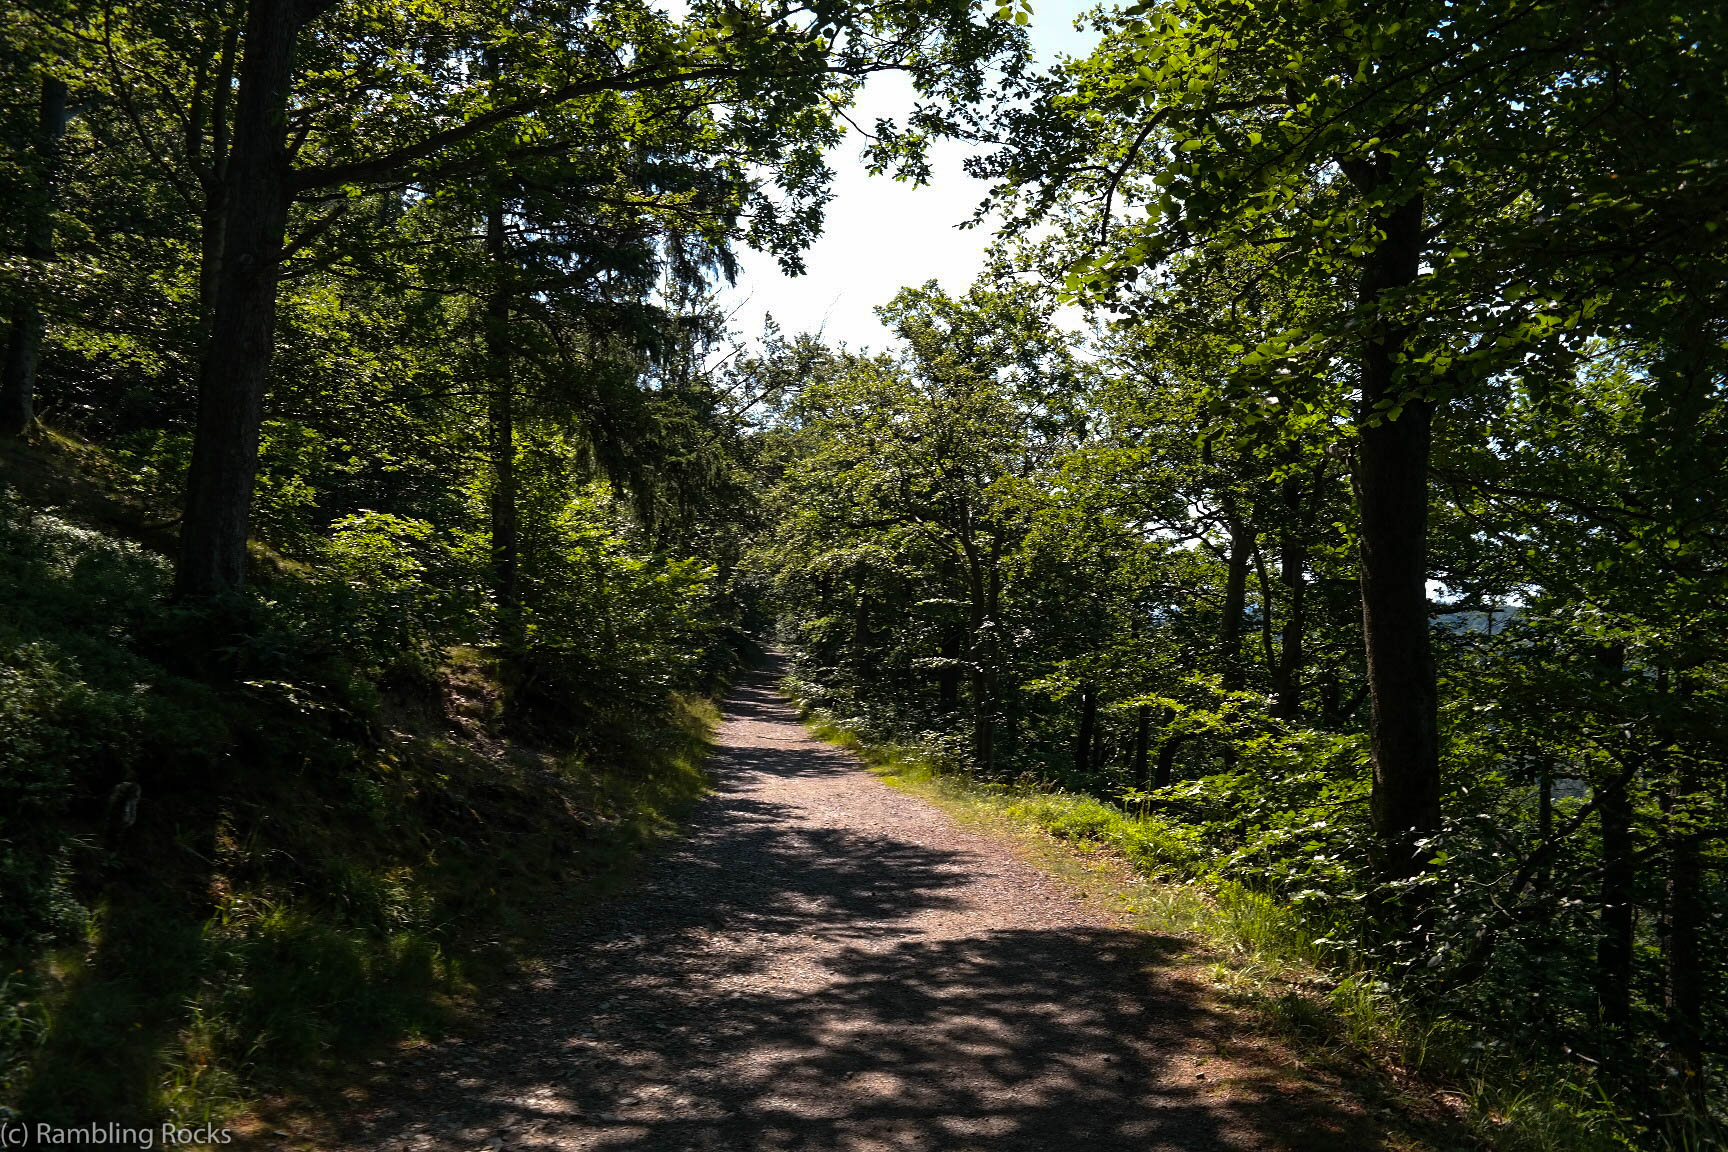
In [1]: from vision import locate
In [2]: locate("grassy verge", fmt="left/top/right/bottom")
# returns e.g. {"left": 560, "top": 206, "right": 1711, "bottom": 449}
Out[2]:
{"left": 18, "top": 679, "right": 717, "bottom": 1133}
{"left": 798, "top": 709, "right": 1634, "bottom": 1152}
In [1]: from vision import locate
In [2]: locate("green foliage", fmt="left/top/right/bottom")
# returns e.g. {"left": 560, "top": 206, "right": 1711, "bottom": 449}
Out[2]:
{"left": 320, "top": 509, "right": 483, "bottom": 665}
{"left": 756, "top": 254, "right": 1728, "bottom": 1141}
{"left": 0, "top": 430, "right": 726, "bottom": 1123}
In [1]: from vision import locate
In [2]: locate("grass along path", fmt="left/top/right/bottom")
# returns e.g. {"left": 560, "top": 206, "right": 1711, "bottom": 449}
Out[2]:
{"left": 804, "top": 714, "right": 1619, "bottom": 1152}
{"left": 287, "top": 666, "right": 1456, "bottom": 1152}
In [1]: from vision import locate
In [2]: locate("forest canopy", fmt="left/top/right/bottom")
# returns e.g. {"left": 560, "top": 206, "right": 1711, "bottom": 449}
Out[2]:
{"left": 1, "top": 0, "right": 1724, "bottom": 1143}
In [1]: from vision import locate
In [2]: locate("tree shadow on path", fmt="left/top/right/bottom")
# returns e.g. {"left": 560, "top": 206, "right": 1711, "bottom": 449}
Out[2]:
{"left": 324, "top": 672, "right": 1399, "bottom": 1152}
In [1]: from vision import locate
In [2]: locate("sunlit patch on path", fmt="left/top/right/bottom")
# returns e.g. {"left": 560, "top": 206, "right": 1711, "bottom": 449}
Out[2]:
{"left": 324, "top": 666, "right": 1393, "bottom": 1151}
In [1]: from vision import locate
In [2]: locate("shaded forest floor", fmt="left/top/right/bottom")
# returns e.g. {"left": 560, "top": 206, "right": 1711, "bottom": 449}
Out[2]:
{"left": 265, "top": 667, "right": 1466, "bottom": 1152}
{"left": 0, "top": 435, "right": 719, "bottom": 1124}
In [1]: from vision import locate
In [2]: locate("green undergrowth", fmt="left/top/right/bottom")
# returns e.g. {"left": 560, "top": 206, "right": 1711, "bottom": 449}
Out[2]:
{"left": 798, "top": 707, "right": 1636, "bottom": 1152}
{"left": 14, "top": 667, "right": 715, "bottom": 1130}
{"left": 0, "top": 451, "right": 721, "bottom": 1131}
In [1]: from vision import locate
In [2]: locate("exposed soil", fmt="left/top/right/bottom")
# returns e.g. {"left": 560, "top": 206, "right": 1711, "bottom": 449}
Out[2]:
{"left": 310, "top": 668, "right": 1422, "bottom": 1151}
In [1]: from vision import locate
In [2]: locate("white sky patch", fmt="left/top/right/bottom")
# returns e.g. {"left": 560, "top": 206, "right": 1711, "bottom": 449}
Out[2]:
{"left": 716, "top": 1, "right": 1103, "bottom": 354}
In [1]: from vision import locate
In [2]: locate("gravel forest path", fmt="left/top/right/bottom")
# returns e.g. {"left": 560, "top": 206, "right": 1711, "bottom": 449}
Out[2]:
{"left": 326, "top": 668, "right": 1407, "bottom": 1152}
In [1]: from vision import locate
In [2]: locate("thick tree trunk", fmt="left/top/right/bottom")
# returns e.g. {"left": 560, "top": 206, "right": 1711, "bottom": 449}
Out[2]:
{"left": 485, "top": 197, "right": 520, "bottom": 646}
{"left": 1353, "top": 187, "right": 1439, "bottom": 887}
{"left": 1073, "top": 686, "right": 1097, "bottom": 777}
{"left": 1, "top": 75, "right": 69, "bottom": 438}
{"left": 174, "top": 0, "right": 304, "bottom": 599}
{"left": 193, "top": 18, "right": 238, "bottom": 348}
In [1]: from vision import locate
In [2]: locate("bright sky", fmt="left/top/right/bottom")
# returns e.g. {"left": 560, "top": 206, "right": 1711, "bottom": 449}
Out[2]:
{"left": 716, "top": 3, "right": 1103, "bottom": 354}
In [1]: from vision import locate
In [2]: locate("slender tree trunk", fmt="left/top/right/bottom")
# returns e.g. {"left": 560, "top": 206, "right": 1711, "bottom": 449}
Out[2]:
{"left": 1319, "top": 668, "right": 1341, "bottom": 725}
{"left": 1273, "top": 476, "right": 1310, "bottom": 719}
{"left": 967, "top": 555, "right": 1000, "bottom": 775}
{"left": 1595, "top": 764, "right": 1634, "bottom": 1033}
{"left": 1663, "top": 759, "right": 1704, "bottom": 1101}
{"left": 1593, "top": 644, "right": 1635, "bottom": 1037}
{"left": 1536, "top": 755, "right": 1553, "bottom": 890}
{"left": 1073, "top": 686, "right": 1097, "bottom": 777}
{"left": 2, "top": 75, "right": 69, "bottom": 438}
{"left": 970, "top": 668, "right": 994, "bottom": 773}
{"left": 938, "top": 629, "right": 960, "bottom": 711}
{"left": 1218, "top": 508, "right": 1251, "bottom": 690}
{"left": 851, "top": 562, "right": 869, "bottom": 669}
{"left": 175, "top": 0, "right": 307, "bottom": 599}
{"left": 1352, "top": 185, "right": 1439, "bottom": 887}
{"left": 484, "top": 196, "right": 520, "bottom": 646}
{"left": 1132, "top": 704, "right": 1151, "bottom": 788}
{"left": 1153, "top": 732, "right": 1187, "bottom": 789}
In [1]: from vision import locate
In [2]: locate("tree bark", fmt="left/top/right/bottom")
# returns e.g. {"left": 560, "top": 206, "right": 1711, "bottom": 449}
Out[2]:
{"left": 485, "top": 196, "right": 520, "bottom": 646}
{"left": 193, "top": 17, "right": 239, "bottom": 348}
{"left": 937, "top": 629, "right": 960, "bottom": 711}
{"left": 174, "top": 0, "right": 308, "bottom": 599}
{"left": 1153, "top": 732, "right": 1187, "bottom": 789}
{"left": 970, "top": 668, "right": 994, "bottom": 773}
{"left": 1595, "top": 763, "right": 1634, "bottom": 1033}
{"left": 1073, "top": 686, "right": 1097, "bottom": 777}
{"left": 1662, "top": 759, "right": 1704, "bottom": 1100}
{"left": 1590, "top": 644, "right": 1635, "bottom": 1039}
{"left": 1132, "top": 704, "right": 1151, "bottom": 788}
{"left": 966, "top": 552, "right": 999, "bottom": 775}
{"left": 1273, "top": 475, "right": 1310, "bottom": 720}
{"left": 1218, "top": 506, "right": 1251, "bottom": 691}
{"left": 1536, "top": 755, "right": 1553, "bottom": 890}
{"left": 1, "top": 75, "right": 69, "bottom": 438}
{"left": 851, "top": 562, "right": 870, "bottom": 669}
{"left": 1352, "top": 185, "right": 1439, "bottom": 887}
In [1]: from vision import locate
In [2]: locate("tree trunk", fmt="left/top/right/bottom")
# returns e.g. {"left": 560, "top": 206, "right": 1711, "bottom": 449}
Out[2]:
{"left": 1218, "top": 508, "right": 1251, "bottom": 690}
{"left": 174, "top": 0, "right": 305, "bottom": 599}
{"left": 1273, "top": 475, "right": 1310, "bottom": 720}
{"left": 1132, "top": 704, "right": 1151, "bottom": 788}
{"left": 851, "top": 562, "right": 870, "bottom": 669}
{"left": 1595, "top": 764, "right": 1634, "bottom": 1033}
{"left": 1353, "top": 186, "right": 1439, "bottom": 887}
{"left": 970, "top": 668, "right": 994, "bottom": 774}
{"left": 1536, "top": 755, "right": 1553, "bottom": 889}
{"left": 1153, "top": 732, "right": 1187, "bottom": 788}
{"left": 1593, "top": 644, "right": 1635, "bottom": 1037}
{"left": 1, "top": 75, "right": 69, "bottom": 438}
{"left": 938, "top": 630, "right": 960, "bottom": 711}
{"left": 194, "top": 18, "right": 239, "bottom": 349}
{"left": 1662, "top": 760, "right": 1704, "bottom": 1100}
{"left": 966, "top": 556, "right": 1000, "bottom": 775}
{"left": 1073, "top": 686, "right": 1097, "bottom": 777}
{"left": 485, "top": 196, "right": 520, "bottom": 646}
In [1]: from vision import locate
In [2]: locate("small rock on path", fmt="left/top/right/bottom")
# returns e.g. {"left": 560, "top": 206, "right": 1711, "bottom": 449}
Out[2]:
{"left": 323, "top": 667, "right": 1403, "bottom": 1151}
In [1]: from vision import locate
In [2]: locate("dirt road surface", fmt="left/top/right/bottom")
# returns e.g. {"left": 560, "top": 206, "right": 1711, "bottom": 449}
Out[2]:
{"left": 322, "top": 669, "right": 1410, "bottom": 1151}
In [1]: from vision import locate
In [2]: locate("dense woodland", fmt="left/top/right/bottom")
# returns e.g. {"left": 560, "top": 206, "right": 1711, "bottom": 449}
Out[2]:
{"left": 1, "top": 0, "right": 1724, "bottom": 1144}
